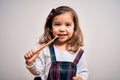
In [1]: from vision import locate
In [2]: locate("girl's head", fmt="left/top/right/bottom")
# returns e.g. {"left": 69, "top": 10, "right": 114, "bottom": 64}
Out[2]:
{"left": 39, "top": 6, "right": 84, "bottom": 52}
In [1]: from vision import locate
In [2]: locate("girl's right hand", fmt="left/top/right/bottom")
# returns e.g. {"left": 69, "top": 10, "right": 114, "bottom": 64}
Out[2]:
{"left": 24, "top": 49, "right": 39, "bottom": 66}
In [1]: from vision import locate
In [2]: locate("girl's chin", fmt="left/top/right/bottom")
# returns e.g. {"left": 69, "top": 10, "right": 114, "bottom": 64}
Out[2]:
{"left": 56, "top": 36, "right": 71, "bottom": 43}
{"left": 57, "top": 38, "right": 69, "bottom": 43}
{"left": 58, "top": 37, "right": 67, "bottom": 41}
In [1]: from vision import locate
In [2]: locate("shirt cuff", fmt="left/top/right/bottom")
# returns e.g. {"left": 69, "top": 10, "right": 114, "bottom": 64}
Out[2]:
{"left": 26, "top": 62, "right": 35, "bottom": 68}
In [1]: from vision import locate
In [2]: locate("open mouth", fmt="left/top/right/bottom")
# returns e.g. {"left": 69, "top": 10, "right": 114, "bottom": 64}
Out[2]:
{"left": 58, "top": 34, "right": 67, "bottom": 36}
{"left": 57, "top": 34, "right": 67, "bottom": 39}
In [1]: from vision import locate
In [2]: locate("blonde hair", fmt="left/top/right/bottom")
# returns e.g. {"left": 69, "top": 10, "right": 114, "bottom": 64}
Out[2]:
{"left": 39, "top": 6, "right": 84, "bottom": 52}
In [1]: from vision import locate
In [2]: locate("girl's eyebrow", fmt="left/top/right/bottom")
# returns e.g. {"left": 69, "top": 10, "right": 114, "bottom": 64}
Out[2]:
{"left": 53, "top": 22, "right": 60, "bottom": 24}
{"left": 53, "top": 21, "right": 60, "bottom": 23}
{"left": 53, "top": 21, "right": 73, "bottom": 23}
{"left": 65, "top": 22, "right": 73, "bottom": 24}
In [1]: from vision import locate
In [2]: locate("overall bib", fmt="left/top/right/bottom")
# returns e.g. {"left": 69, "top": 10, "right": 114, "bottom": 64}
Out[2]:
{"left": 47, "top": 45, "right": 84, "bottom": 80}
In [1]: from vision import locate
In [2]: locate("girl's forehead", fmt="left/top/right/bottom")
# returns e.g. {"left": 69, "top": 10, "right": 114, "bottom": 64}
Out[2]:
{"left": 55, "top": 12, "right": 73, "bottom": 17}
{"left": 53, "top": 12, "right": 73, "bottom": 22}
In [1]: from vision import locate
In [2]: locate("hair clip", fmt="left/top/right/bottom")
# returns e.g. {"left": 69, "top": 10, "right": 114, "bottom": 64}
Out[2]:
{"left": 46, "top": 9, "right": 55, "bottom": 20}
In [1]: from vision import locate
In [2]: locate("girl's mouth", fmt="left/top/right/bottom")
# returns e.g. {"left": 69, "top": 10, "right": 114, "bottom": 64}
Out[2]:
{"left": 58, "top": 34, "right": 67, "bottom": 39}
{"left": 58, "top": 34, "right": 67, "bottom": 36}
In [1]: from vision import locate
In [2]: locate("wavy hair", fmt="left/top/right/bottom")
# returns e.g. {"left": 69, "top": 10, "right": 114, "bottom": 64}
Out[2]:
{"left": 39, "top": 6, "right": 84, "bottom": 52}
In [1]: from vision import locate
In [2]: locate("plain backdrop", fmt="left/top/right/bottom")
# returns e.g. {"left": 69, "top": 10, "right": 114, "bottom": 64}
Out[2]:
{"left": 0, "top": 0, "right": 120, "bottom": 80}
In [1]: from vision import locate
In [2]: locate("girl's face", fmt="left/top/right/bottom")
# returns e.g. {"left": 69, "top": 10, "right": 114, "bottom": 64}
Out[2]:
{"left": 52, "top": 12, "right": 74, "bottom": 43}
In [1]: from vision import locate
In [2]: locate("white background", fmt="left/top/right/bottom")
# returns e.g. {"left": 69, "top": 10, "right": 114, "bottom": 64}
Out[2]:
{"left": 0, "top": 0, "right": 120, "bottom": 80}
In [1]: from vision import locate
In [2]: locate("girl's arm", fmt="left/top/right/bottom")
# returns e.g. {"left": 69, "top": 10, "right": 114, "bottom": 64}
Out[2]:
{"left": 75, "top": 52, "right": 89, "bottom": 80}
{"left": 24, "top": 49, "right": 45, "bottom": 76}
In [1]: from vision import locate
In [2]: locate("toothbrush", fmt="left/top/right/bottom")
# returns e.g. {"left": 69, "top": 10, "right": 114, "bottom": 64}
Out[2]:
{"left": 34, "top": 36, "right": 59, "bottom": 54}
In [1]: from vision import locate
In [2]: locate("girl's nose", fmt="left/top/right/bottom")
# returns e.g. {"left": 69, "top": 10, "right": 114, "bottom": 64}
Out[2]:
{"left": 59, "top": 26, "right": 66, "bottom": 32}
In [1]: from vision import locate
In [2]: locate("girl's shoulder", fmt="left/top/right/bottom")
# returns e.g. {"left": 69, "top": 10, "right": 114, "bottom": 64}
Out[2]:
{"left": 76, "top": 47, "right": 84, "bottom": 54}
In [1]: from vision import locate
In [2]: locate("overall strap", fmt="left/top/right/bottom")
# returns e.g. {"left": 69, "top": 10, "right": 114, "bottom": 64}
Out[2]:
{"left": 49, "top": 45, "right": 56, "bottom": 62}
{"left": 73, "top": 49, "right": 84, "bottom": 65}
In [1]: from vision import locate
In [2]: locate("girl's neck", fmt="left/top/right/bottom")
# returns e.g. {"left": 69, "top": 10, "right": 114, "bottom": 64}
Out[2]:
{"left": 54, "top": 42, "right": 67, "bottom": 51}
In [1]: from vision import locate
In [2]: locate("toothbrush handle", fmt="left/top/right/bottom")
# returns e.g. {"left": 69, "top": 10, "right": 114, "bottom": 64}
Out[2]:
{"left": 34, "top": 36, "right": 58, "bottom": 54}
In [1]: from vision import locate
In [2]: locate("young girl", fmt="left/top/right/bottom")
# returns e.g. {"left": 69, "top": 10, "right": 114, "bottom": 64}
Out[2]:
{"left": 24, "top": 6, "right": 89, "bottom": 80}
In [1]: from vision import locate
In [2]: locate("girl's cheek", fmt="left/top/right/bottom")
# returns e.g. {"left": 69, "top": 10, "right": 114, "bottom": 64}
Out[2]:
{"left": 52, "top": 31, "right": 58, "bottom": 37}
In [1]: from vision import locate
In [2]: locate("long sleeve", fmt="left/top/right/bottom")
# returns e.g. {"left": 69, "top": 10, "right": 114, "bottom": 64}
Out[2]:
{"left": 76, "top": 52, "right": 89, "bottom": 80}
{"left": 25, "top": 46, "right": 89, "bottom": 80}
{"left": 25, "top": 47, "right": 52, "bottom": 80}
{"left": 26, "top": 49, "right": 46, "bottom": 76}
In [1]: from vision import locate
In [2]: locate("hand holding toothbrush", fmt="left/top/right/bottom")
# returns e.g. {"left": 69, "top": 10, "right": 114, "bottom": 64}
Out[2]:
{"left": 24, "top": 36, "right": 59, "bottom": 66}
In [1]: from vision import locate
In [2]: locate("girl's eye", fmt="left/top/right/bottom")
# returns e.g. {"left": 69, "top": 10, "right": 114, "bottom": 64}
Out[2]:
{"left": 66, "top": 23, "right": 71, "bottom": 27}
{"left": 54, "top": 23, "right": 60, "bottom": 26}
{"left": 56, "top": 24, "right": 60, "bottom": 26}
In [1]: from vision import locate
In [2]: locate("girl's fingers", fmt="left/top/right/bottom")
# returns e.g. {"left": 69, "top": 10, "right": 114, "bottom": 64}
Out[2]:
{"left": 72, "top": 76, "right": 82, "bottom": 80}
{"left": 24, "top": 49, "right": 39, "bottom": 59}
{"left": 24, "top": 49, "right": 40, "bottom": 66}
{"left": 24, "top": 50, "right": 34, "bottom": 59}
{"left": 27, "top": 51, "right": 31, "bottom": 58}
{"left": 24, "top": 53, "right": 29, "bottom": 59}
{"left": 29, "top": 50, "right": 34, "bottom": 57}
{"left": 31, "top": 49, "right": 35, "bottom": 53}
{"left": 72, "top": 77, "right": 76, "bottom": 80}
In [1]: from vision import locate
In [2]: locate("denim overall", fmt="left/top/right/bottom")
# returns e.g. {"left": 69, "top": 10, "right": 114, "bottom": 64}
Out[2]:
{"left": 47, "top": 45, "right": 84, "bottom": 80}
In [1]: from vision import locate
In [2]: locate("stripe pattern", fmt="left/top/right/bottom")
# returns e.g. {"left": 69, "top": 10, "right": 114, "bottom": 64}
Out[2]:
{"left": 47, "top": 45, "right": 83, "bottom": 80}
